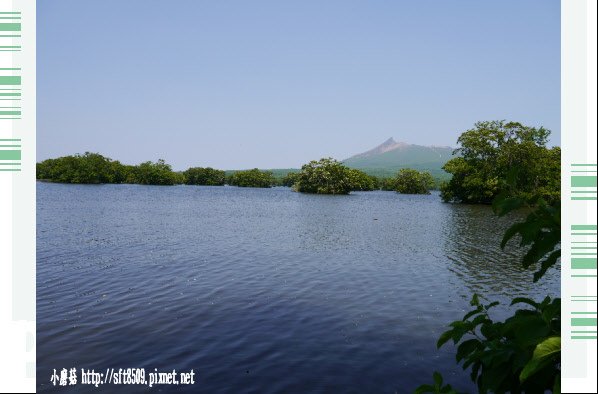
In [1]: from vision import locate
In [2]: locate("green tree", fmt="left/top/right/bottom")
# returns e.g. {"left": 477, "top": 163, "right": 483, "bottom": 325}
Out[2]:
{"left": 227, "top": 169, "right": 275, "bottom": 188}
{"left": 280, "top": 172, "right": 299, "bottom": 187}
{"left": 131, "top": 159, "right": 180, "bottom": 185}
{"left": 394, "top": 168, "right": 434, "bottom": 194}
{"left": 36, "top": 152, "right": 126, "bottom": 184}
{"left": 440, "top": 121, "right": 560, "bottom": 204}
{"left": 347, "top": 168, "right": 376, "bottom": 191}
{"left": 183, "top": 167, "right": 226, "bottom": 186}
{"left": 295, "top": 158, "right": 356, "bottom": 195}
{"left": 380, "top": 177, "right": 398, "bottom": 191}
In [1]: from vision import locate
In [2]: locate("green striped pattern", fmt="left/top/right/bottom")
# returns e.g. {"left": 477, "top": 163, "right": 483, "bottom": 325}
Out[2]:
{"left": 0, "top": 70, "right": 20, "bottom": 108}
{"left": 0, "top": 76, "right": 21, "bottom": 109}
{"left": 0, "top": 106, "right": 21, "bottom": 119}
{"left": 571, "top": 164, "right": 598, "bottom": 200}
{"left": 570, "top": 297, "right": 598, "bottom": 340}
{"left": 571, "top": 226, "right": 598, "bottom": 277}
{"left": 0, "top": 12, "right": 20, "bottom": 41}
{"left": 0, "top": 138, "right": 20, "bottom": 171}
{"left": 0, "top": 11, "right": 20, "bottom": 37}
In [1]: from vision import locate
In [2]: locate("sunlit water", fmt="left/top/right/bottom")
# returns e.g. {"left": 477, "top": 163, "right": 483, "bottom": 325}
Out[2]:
{"left": 37, "top": 183, "right": 560, "bottom": 393}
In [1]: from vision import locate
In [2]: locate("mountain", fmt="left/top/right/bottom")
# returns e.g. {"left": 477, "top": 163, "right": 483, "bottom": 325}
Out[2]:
{"left": 342, "top": 138, "right": 455, "bottom": 178}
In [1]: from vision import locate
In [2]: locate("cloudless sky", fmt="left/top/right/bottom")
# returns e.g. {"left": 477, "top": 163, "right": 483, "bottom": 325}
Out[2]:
{"left": 38, "top": 0, "right": 560, "bottom": 170}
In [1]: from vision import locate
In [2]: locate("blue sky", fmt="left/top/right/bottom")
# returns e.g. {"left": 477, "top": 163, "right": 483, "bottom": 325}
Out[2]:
{"left": 38, "top": 0, "right": 560, "bottom": 170}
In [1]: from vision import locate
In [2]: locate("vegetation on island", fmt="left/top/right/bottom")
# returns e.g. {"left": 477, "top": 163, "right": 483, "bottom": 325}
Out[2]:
{"left": 227, "top": 168, "right": 275, "bottom": 188}
{"left": 440, "top": 121, "right": 560, "bottom": 204}
{"left": 132, "top": 160, "right": 183, "bottom": 185}
{"left": 183, "top": 167, "right": 226, "bottom": 186}
{"left": 293, "top": 157, "right": 376, "bottom": 194}
{"left": 280, "top": 172, "right": 299, "bottom": 187}
{"left": 394, "top": 168, "right": 435, "bottom": 194}
{"left": 36, "top": 153, "right": 182, "bottom": 186}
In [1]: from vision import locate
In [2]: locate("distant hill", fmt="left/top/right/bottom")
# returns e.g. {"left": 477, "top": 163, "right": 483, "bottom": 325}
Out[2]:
{"left": 227, "top": 138, "right": 457, "bottom": 181}
{"left": 342, "top": 138, "right": 456, "bottom": 179}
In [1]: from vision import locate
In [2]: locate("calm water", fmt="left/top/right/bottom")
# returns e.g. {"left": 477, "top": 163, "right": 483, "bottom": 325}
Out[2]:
{"left": 37, "top": 183, "right": 559, "bottom": 393}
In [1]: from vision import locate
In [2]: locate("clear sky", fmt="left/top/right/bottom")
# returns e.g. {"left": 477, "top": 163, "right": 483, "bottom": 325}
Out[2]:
{"left": 38, "top": 0, "right": 560, "bottom": 170}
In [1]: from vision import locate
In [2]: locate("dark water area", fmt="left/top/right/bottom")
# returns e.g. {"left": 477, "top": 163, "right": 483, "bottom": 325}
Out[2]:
{"left": 36, "top": 183, "right": 560, "bottom": 393}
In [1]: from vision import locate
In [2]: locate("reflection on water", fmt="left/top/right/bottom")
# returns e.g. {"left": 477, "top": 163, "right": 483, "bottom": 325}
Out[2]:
{"left": 37, "top": 184, "right": 559, "bottom": 393}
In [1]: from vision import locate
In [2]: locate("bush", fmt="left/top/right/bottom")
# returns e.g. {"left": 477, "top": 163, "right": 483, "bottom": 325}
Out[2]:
{"left": 280, "top": 172, "right": 299, "bottom": 187}
{"left": 440, "top": 121, "right": 560, "bottom": 204}
{"left": 347, "top": 169, "right": 376, "bottom": 191}
{"left": 183, "top": 167, "right": 226, "bottom": 186}
{"left": 227, "top": 169, "right": 274, "bottom": 188}
{"left": 394, "top": 168, "right": 434, "bottom": 194}
{"left": 295, "top": 158, "right": 356, "bottom": 195}
{"left": 36, "top": 152, "right": 128, "bottom": 184}
{"left": 131, "top": 160, "right": 180, "bottom": 185}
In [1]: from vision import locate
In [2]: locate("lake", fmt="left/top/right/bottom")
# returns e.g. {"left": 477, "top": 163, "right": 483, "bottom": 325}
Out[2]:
{"left": 36, "top": 183, "right": 560, "bottom": 393}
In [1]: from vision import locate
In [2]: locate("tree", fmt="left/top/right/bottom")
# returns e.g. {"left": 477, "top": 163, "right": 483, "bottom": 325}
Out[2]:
{"left": 36, "top": 152, "right": 126, "bottom": 184}
{"left": 347, "top": 168, "right": 376, "bottom": 191}
{"left": 295, "top": 158, "right": 356, "bottom": 195}
{"left": 440, "top": 121, "right": 560, "bottom": 204}
{"left": 394, "top": 168, "right": 434, "bottom": 194}
{"left": 280, "top": 172, "right": 299, "bottom": 187}
{"left": 131, "top": 159, "right": 180, "bottom": 185}
{"left": 227, "top": 169, "right": 274, "bottom": 188}
{"left": 183, "top": 167, "right": 226, "bottom": 186}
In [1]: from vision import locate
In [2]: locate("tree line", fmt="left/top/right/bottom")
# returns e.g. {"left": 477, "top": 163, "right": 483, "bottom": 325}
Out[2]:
{"left": 36, "top": 153, "right": 439, "bottom": 194}
{"left": 36, "top": 121, "right": 560, "bottom": 202}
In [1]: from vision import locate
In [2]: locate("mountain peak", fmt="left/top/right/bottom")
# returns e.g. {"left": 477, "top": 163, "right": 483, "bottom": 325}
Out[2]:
{"left": 348, "top": 138, "right": 409, "bottom": 160}
{"left": 342, "top": 138, "right": 455, "bottom": 175}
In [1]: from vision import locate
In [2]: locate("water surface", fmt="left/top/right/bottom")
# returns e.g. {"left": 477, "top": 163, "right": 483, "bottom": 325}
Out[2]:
{"left": 37, "top": 183, "right": 559, "bottom": 393}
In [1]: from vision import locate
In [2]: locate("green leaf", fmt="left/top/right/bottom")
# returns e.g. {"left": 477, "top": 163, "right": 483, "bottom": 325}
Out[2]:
{"left": 433, "top": 371, "right": 443, "bottom": 387}
{"left": 533, "top": 250, "right": 561, "bottom": 283}
{"left": 463, "top": 306, "right": 483, "bottom": 321}
{"left": 520, "top": 336, "right": 561, "bottom": 382}
{"left": 500, "top": 223, "right": 525, "bottom": 248}
{"left": 553, "top": 372, "right": 561, "bottom": 394}
{"left": 437, "top": 330, "right": 453, "bottom": 349}
{"left": 456, "top": 339, "right": 481, "bottom": 362}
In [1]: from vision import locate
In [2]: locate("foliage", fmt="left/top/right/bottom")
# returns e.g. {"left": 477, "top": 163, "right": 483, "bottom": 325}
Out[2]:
{"left": 417, "top": 168, "right": 561, "bottom": 393}
{"left": 37, "top": 153, "right": 186, "bottom": 186}
{"left": 183, "top": 167, "right": 226, "bottom": 186}
{"left": 36, "top": 152, "right": 127, "bottom": 184}
{"left": 227, "top": 168, "right": 275, "bottom": 188}
{"left": 347, "top": 168, "right": 376, "bottom": 191}
{"left": 431, "top": 295, "right": 560, "bottom": 394}
{"left": 394, "top": 168, "right": 434, "bottom": 194}
{"left": 131, "top": 160, "right": 181, "bottom": 185}
{"left": 280, "top": 172, "right": 299, "bottom": 187}
{"left": 440, "top": 121, "right": 560, "bottom": 204}
{"left": 493, "top": 190, "right": 561, "bottom": 283}
{"left": 294, "top": 158, "right": 360, "bottom": 194}
{"left": 380, "top": 177, "right": 398, "bottom": 191}
{"left": 415, "top": 372, "right": 459, "bottom": 394}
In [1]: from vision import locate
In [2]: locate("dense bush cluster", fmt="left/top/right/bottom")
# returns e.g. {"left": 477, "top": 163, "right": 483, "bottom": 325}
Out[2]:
{"left": 227, "top": 169, "right": 275, "bottom": 188}
{"left": 394, "top": 168, "right": 434, "bottom": 194}
{"left": 183, "top": 167, "right": 226, "bottom": 186}
{"left": 440, "top": 121, "right": 560, "bottom": 204}
{"left": 293, "top": 158, "right": 375, "bottom": 194}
